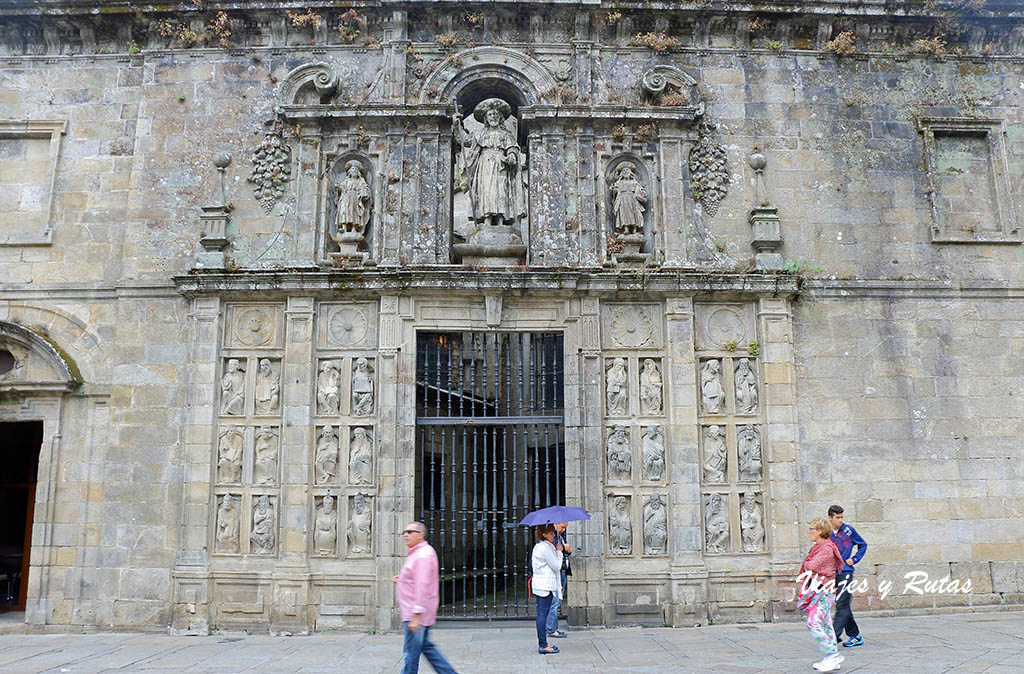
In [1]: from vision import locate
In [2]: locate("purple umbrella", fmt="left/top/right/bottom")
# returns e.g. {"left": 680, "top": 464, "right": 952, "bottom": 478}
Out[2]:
{"left": 519, "top": 505, "right": 591, "bottom": 526}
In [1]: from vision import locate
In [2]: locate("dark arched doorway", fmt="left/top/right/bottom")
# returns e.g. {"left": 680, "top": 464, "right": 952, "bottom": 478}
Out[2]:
{"left": 0, "top": 421, "right": 42, "bottom": 611}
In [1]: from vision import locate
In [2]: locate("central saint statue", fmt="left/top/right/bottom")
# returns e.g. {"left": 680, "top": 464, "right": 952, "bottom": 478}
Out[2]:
{"left": 453, "top": 98, "right": 526, "bottom": 228}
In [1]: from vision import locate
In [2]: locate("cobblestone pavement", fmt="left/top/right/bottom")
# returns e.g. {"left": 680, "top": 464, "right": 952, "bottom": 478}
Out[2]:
{"left": 0, "top": 610, "right": 1021, "bottom": 674}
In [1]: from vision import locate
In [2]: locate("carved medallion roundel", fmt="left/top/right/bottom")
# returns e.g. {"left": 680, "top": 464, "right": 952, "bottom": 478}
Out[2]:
{"left": 610, "top": 307, "right": 654, "bottom": 348}
{"left": 705, "top": 307, "right": 746, "bottom": 349}
{"left": 328, "top": 306, "right": 368, "bottom": 347}
{"left": 235, "top": 308, "right": 274, "bottom": 346}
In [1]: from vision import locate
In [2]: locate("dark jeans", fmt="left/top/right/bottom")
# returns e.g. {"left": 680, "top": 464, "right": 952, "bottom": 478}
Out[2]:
{"left": 833, "top": 571, "right": 860, "bottom": 639}
{"left": 402, "top": 622, "right": 458, "bottom": 674}
{"left": 535, "top": 593, "right": 554, "bottom": 649}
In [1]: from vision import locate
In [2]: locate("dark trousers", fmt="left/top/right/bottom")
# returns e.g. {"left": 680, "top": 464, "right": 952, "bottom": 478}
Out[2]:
{"left": 402, "top": 622, "right": 457, "bottom": 674}
{"left": 833, "top": 571, "right": 860, "bottom": 639}
{"left": 535, "top": 593, "right": 554, "bottom": 649}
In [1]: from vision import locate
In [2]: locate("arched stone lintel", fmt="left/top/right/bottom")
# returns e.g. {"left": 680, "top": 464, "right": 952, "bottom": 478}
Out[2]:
{"left": 279, "top": 62, "right": 340, "bottom": 105}
{"left": 418, "top": 46, "right": 558, "bottom": 106}
{"left": 0, "top": 321, "right": 81, "bottom": 392}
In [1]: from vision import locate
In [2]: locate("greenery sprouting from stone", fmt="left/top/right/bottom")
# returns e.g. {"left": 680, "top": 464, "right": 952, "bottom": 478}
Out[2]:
{"left": 635, "top": 123, "right": 657, "bottom": 142}
{"left": 286, "top": 9, "right": 322, "bottom": 32}
{"left": 724, "top": 339, "right": 738, "bottom": 352}
{"left": 748, "top": 341, "right": 760, "bottom": 356}
{"left": 629, "top": 32, "right": 681, "bottom": 53}
{"left": 337, "top": 9, "right": 362, "bottom": 43}
{"left": 783, "top": 260, "right": 824, "bottom": 276}
{"left": 912, "top": 36, "right": 947, "bottom": 57}
{"left": 824, "top": 31, "right": 856, "bottom": 55}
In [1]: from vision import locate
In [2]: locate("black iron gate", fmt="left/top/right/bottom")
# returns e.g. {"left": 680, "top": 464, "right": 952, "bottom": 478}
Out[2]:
{"left": 416, "top": 331, "right": 565, "bottom": 618}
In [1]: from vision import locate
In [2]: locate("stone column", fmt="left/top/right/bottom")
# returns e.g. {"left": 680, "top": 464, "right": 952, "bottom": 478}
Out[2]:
{"left": 171, "top": 296, "right": 221, "bottom": 634}
{"left": 658, "top": 130, "right": 690, "bottom": 267}
{"left": 271, "top": 296, "right": 315, "bottom": 634}
{"left": 664, "top": 296, "right": 708, "bottom": 625}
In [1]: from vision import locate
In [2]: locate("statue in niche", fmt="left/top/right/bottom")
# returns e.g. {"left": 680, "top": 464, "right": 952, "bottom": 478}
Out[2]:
{"left": 642, "top": 426, "right": 665, "bottom": 482}
{"left": 606, "top": 425, "right": 631, "bottom": 480}
{"left": 734, "top": 358, "right": 758, "bottom": 415}
{"left": 639, "top": 358, "right": 662, "bottom": 415}
{"left": 643, "top": 494, "right": 668, "bottom": 555}
{"left": 610, "top": 162, "right": 648, "bottom": 237}
{"left": 250, "top": 494, "right": 276, "bottom": 554}
{"left": 452, "top": 98, "right": 526, "bottom": 229}
{"left": 704, "top": 493, "right": 729, "bottom": 553}
{"left": 316, "top": 360, "right": 340, "bottom": 416}
{"left": 700, "top": 359, "right": 725, "bottom": 414}
{"left": 315, "top": 426, "right": 339, "bottom": 485}
{"left": 351, "top": 357, "right": 374, "bottom": 416}
{"left": 314, "top": 495, "right": 337, "bottom": 555}
{"left": 333, "top": 160, "right": 372, "bottom": 237}
{"left": 220, "top": 359, "right": 245, "bottom": 416}
{"left": 217, "top": 426, "right": 243, "bottom": 484}
{"left": 216, "top": 494, "right": 240, "bottom": 553}
{"left": 605, "top": 357, "right": 628, "bottom": 416}
{"left": 347, "top": 493, "right": 372, "bottom": 554}
{"left": 349, "top": 427, "right": 373, "bottom": 485}
{"left": 703, "top": 425, "right": 727, "bottom": 484}
{"left": 740, "top": 493, "right": 765, "bottom": 552}
{"left": 738, "top": 424, "right": 763, "bottom": 483}
{"left": 609, "top": 496, "right": 632, "bottom": 555}
{"left": 254, "top": 358, "right": 280, "bottom": 415}
{"left": 253, "top": 426, "right": 278, "bottom": 485}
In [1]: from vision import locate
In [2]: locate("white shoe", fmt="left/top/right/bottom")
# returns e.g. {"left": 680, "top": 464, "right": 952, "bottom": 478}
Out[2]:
{"left": 812, "top": 653, "right": 844, "bottom": 671}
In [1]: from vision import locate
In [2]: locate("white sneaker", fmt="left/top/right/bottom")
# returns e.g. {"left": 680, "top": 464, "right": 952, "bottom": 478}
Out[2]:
{"left": 812, "top": 653, "right": 844, "bottom": 671}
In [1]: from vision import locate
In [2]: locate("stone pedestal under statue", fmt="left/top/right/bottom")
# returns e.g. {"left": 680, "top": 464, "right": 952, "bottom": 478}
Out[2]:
{"left": 453, "top": 224, "right": 527, "bottom": 267}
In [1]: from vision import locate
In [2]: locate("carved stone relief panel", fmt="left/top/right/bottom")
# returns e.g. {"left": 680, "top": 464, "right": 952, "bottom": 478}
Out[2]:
{"left": 314, "top": 425, "right": 340, "bottom": 486}
{"left": 316, "top": 359, "right": 342, "bottom": 416}
{"left": 349, "top": 427, "right": 373, "bottom": 486}
{"left": 217, "top": 426, "right": 244, "bottom": 485}
{"left": 699, "top": 359, "right": 726, "bottom": 415}
{"left": 694, "top": 303, "right": 755, "bottom": 353}
{"left": 224, "top": 304, "right": 284, "bottom": 349}
{"left": 740, "top": 492, "right": 765, "bottom": 552}
{"left": 606, "top": 425, "right": 632, "bottom": 483}
{"left": 346, "top": 493, "right": 372, "bottom": 556}
{"left": 641, "top": 426, "right": 665, "bottom": 483}
{"left": 642, "top": 494, "right": 668, "bottom": 556}
{"left": 253, "top": 358, "right": 281, "bottom": 416}
{"left": 608, "top": 494, "right": 633, "bottom": 556}
{"left": 317, "top": 303, "right": 377, "bottom": 349}
{"left": 638, "top": 358, "right": 663, "bottom": 415}
{"left": 252, "top": 425, "right": 280, "bottom": 486}
{"left": 601, "top": 304, "right": 662, "bottom": 349}
{"left": 215, "top": 493, "right": 242, "bottom": 554}
{"left": 351, "top": 357, "right": 375, "bottom": 417}
{"left": 250, "top": 494, "right": 277, "bottom": 555}
{"left": 733, "top": 358, "right": 759, "bottom": 415}
{"left": 703, "top": 493, "right": 729, "bottom": 554}
{"left": 701, "top": 425, "right": 727, "bottom": 485}
{"left": 737, "top": 425, "right": 763, "bottom": 483}
{"left": 313, "top": 494, "right": 339, "bottom": 557}
{"left": 220, "top": 359, "right": 246, "bottom": 416}
{"left": 605, "top": 357, "right": 629, "bottom": 417}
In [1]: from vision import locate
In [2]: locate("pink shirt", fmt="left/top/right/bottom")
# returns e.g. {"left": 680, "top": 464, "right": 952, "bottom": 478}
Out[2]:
{"left": 396, "top": 541, "right": 439, "bottom": 626}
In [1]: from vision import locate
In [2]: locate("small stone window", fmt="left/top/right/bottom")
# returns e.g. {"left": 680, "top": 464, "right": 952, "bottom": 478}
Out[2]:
{"left": 0, "top": 120, "right": 66, "bottom": 246}
{"left": 918, "top": 117, "right": 1019, "bottom": 244}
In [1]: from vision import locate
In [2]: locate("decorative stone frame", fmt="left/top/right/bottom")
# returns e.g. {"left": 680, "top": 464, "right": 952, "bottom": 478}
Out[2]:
{"left": 917, "top": 117, "right": 1020, "bottom": 244}
{"left": 0, "top": 120, "right": 66, "bottom": 246}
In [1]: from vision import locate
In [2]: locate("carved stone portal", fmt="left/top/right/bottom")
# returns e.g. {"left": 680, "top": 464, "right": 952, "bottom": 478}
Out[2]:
{"left": 609, "top": 496, "right": 632, "bottom": 555}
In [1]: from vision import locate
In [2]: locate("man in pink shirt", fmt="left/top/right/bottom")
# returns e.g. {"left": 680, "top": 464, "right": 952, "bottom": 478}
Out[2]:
{"left": 393, "top": 522, "right": 457, "bottom": 674}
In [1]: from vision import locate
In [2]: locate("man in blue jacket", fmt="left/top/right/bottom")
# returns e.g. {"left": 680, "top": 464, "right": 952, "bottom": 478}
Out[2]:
{"left": 828, "top": 505, "right": 866, "bottom": 647}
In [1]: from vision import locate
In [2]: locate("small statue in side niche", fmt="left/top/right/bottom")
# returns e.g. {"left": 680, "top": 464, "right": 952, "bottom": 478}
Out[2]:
{"left": 347, "top": 493, "right": 372, "bottom": 554}
{"left": 315, "top": 426, "right": 339, "bottom": 485}
{"left": 220, "top": 359, "right": 246, "bottom": 416}
{"left": 606, "top": 357, "right": 628, "bottom": 416}
{"left": 740, "top": 492, "right": 765, "bottom": 552}
{"left": 607, "top": 425, "right": 632, "bottom": 480}
{"left": 734, "top": 358, "right": 758, "bottom": 414}
{"left": 254, "top": 358, "right": 280, "bottom": 415}
{"left": 217, "top": 426, "right": 244, "bottom": 484}
{"left": 253, "top": 426, "right": 278, "bottom": 485}
{"left": 610, "top": 162, "right": 647, "bottom": 237}
{"left": 316, "top": 360, "right": 341, "bottom": 416}
{"left": 216, "top": 494, "right": 240, "bottom": 553}
{"left": 609, "top": 496, "right": 633, "bottom": 555}
{"left": 332, "top": 160, "right": 372, "bottom": 238}
{"left": 704, "top": 493, "right": 729, "bottom": 553}
{"left": 314, "top": 495, "right": 338, "bottom": 555}
{"left": 738, "top": 424, "right": 763, "bottom": 482}
{"left": 452, "top": 98, "right": 526, "bottom": 228}
{"left": 349, "top": 427, "right": 373, "bottom": 485}
{"left": 639, "top": 358, "right": 662, "bottom": 415}
{"left": 351, "top": 357, "right": 375, "bottom": 416}
{"left": 643, "top": 494, "right": 668, "bottom": 555}
{"left": 700, "top": 359, "right": 726, "bottom": 414}
{"left": 642, "top": 425, "right": 665, "bottom": 482}
{"left": 250, "top": 494, "right": 276, "bottom": 554}
{"left": 703, "top": 425, "right": 727, "bottom": 483}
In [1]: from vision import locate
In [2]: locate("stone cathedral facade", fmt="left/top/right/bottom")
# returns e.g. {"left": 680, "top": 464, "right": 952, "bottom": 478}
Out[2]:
{"left": 1, "top": 1, "right": 1022, "bottom": 633}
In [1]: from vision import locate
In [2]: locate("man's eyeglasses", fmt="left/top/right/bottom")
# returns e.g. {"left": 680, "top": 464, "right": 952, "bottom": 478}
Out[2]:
{"left": 402, "top": 529, "right": 422, "bottom": 535}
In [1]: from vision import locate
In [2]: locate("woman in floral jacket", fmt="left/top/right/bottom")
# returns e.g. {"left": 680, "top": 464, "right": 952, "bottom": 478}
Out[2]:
{"left": 799, "top": 518, "right": 846, "bottom": 672}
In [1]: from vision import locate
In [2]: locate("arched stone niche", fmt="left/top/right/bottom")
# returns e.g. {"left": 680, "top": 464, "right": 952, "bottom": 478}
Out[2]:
{"left": 605, "top": 155, "right": 654, "bottom": 255}
{"left": 279, "top": 62, "right": 340, "bottom": 106}
{"left": 0, "top": 321, "right": 80, "bottom": 394}
{"left": 418, "top": 46, "right": 557, "bottom": 108}
{"left": 325, "top": 152, "right": 376, "bottom": 259}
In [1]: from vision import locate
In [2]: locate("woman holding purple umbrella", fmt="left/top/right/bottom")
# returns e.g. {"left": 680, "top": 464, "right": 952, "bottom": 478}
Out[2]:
{"left": 531, "top": 523, "right": 563, "bottom": 655}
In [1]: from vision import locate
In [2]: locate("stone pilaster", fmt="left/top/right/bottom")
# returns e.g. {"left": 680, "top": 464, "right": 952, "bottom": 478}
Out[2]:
{"left": 376, "top": 294, "right": 404, "bottom": 630}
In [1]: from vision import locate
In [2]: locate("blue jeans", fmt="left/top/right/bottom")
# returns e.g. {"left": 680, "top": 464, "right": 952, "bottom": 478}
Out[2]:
{"left": 545, "top": 572, "right": 567, "bottom": 634}
{"left": 402, "top": 622, "right": 457, "bottom": 674}
{"left": 535, "top": 593, "right": 553, "bottom": 649}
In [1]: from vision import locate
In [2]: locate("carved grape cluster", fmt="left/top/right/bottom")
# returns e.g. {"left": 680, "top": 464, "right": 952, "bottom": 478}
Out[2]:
{"left": 688, "top": 128, "right": 729, "bottom": 217}
{"left": 248, "top": 130, "right": 291, "bottom": 213}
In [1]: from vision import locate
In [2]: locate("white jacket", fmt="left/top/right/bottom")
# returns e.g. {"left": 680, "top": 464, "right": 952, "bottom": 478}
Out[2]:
{"left": 531, "top": 540, "right": 563, "bottom": 599}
